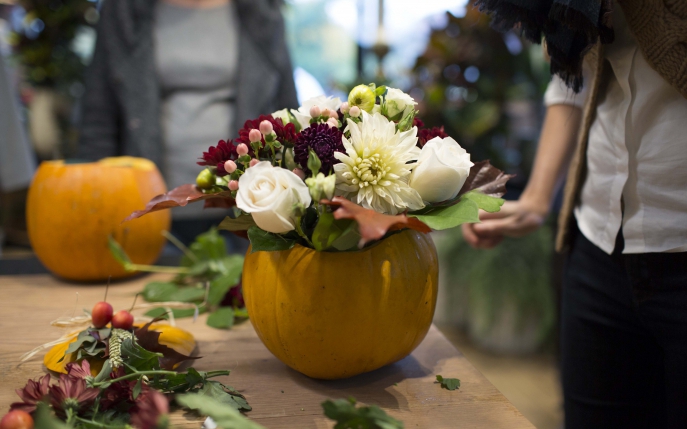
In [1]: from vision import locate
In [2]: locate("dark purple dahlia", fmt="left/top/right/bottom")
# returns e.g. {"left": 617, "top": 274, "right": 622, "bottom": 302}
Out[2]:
{"left": 294, "top": 123, "right": 344, "bottom": 175}
{"left": 197, "top": 139, "right": 244, "bottom": 176}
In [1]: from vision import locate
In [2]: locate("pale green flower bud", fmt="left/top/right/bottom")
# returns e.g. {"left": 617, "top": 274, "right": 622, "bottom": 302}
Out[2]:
{"left": 306, "top": 172, "right": 336, "bottom": 202}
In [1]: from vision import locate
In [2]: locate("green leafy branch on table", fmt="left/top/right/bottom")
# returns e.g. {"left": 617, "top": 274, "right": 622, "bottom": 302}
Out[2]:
{"left": 109, "top": 229, "right": 246, "bottom": 329}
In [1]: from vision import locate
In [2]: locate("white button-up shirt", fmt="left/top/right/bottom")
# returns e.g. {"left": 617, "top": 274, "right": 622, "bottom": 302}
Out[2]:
{"left": 544, "top": 5, "right": 687, "bottom": 255}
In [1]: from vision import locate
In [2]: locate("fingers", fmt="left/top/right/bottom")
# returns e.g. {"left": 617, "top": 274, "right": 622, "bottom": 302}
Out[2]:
{"left": 462, "top": 223, "right": 504, "bottom": 249}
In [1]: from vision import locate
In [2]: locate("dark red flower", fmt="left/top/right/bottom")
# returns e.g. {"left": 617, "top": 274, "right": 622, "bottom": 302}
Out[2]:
{"left": 197, "top": 140, "right": 243, "bottom": 176}
{"left": 220, "top": 282, "right": 245, "bottom": 308}
{"left": 294, "top": 123, "right": 344, "bottom": 175}
{"left": 130, "top": 388, "right": 169, "bottom": 429}
{"left": 100, "top": 368, "right": 135, "bottom": 411}
{"left": 49, "top": 373, "right": 99, "bottom": 416}
{"left": 236, "top": 115, "right": 298, "bottom": 150}
{"left": 65, "top": 359, "right": 92, "bottom": 379}
{"left": 413, "top": 116, "right": 425, "bottom": 128}
{"left": 10, "top": 374, "right": 51, "bottom": 413}
{"left": 418, "top": 126, "right": 449, "bottom": 147}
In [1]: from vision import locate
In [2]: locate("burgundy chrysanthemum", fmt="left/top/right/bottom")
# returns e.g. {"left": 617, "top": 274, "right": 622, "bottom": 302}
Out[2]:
{"left": 418, "top": 126, "right": 449, "bottom": 147}
{"left": 237, "top": 115, "right": 298, "bottom": 150}
{"left": 49, "top": 373, "right": 99, "bottom": 417}
{"left": 10, "top": 374, "right": 51, "bottom": 413}
{"left": 293, "top": 123, "right": 344, "bottom": 174}
{"left": 65, "top": 359, "right": 92, "bottom": 379}
{"left": 197, "top": 139, "right": 244, "bottom": 177}
{"left": 220, "top": 282, "right": 245, "bottom": 308}
{"left": 100, "top": 368, "right": 135, "bottom": 411}
{"left": 129, "top": 388, "right": 169, "bottom": 429}
{"left": 413, "top": 116, "right": 425, "bottom": 128}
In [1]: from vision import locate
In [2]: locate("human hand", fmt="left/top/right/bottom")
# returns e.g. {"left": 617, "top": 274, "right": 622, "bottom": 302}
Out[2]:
{"left": 461, "top": 199, "right": 548, "bottom": 249}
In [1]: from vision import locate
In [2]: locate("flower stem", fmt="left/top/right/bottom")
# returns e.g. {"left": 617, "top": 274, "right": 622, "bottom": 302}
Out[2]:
{"left": 94, "top": 370, "right": 177, "bottom": 387}
{"left": 74, "top": 416, "right": 129, "bottom": 429}
{"left": 124, "top": 263, "right": 190, "bottom": 274}
{"left": 294, "top": 218, "right": 314, "bottom": 248}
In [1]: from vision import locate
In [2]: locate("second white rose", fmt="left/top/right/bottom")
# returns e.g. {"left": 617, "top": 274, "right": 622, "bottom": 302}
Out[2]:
{"left": 384, "top": 87, "right": 417, "bottom": 119}
{"left": 236, "top": 161, "right": 312, "bottom": 233}
{"left": 408, "top": 137, "right": 474, "bottom": 203}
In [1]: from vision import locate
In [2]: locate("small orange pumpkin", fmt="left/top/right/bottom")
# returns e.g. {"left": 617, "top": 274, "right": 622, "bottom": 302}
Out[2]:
{"left": 242, "top": 229, "right": 439, "bottom": 380}
{"left": 26, "top": 157, "right": 170, "bottom": 281}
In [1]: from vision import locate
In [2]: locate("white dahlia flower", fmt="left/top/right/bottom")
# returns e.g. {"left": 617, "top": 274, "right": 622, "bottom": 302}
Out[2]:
{"left": 333, "top": 112, "right": 425, "bottom": 215}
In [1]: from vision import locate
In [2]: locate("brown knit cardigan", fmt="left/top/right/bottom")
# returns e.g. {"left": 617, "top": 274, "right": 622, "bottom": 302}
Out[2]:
{"left": 555, "top": 0, "right": 687, "bottom": 252}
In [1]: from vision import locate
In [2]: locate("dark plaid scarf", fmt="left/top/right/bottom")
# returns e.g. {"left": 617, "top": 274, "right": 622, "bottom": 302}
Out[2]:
{"left": 474, "top": 0, "right": 614, "bottom": 92}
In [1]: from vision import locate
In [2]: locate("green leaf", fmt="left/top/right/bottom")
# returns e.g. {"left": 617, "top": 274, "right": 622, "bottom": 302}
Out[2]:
{"left": 34, "top": 403, "right": 73, "bottom": 429}
{"left": 94, "top": 359, "right": 113, "bottom": 383}
{"left": 142, "top": 282, "right": 179, "bottom": 302}
{"left": 461, "top": 190, "right": 504, "bottom": 213}
{"left": 218, "top": 215, "right": 257, "bottom": 232}
{"left": 176, "top": 393, "right": 263, "bottom": 429}
{"left": 312, "top": 214, "right": 353, "bottom": 251}
{"left": 207, "top": 272, "right": 242, "bottom": 306}
{"left": 410, "top": 198, "right": 480, "bottom": 230}
{"left": 132, "top": 377, "right": 143, "bottom": 399}
{"left": 322, "top": 397, "right": 403, "bottom": 429}
{"left": 247, "top": 226, "right": 296, "bottom": 253}
{"left": 330, "top": 222, "right": 361, "bottom": 251}
{"left": 207, "top": 307, "right": 236, "bottom": 329}
{"left": 145, "top": 306, "right": 207, "bottom": 319}
{"left": 108, "top": 236, "right": 132, "bottom": 268}
{"left": 197, "top": 381, "right": 252, "bottom": 412}
{"left": 120, "top": 338, "right": 162, "bottom": 372}
{"left": 436, "top": 375, "right": 460, "bottom": 391}
{"left": 170, "top": 286, "right": 207, "bottom": 303}
{"left": 182, "top": 229, "right": 227, "bottom": 267}
{"left": 375, "top": 85, "right": 387, "bottom": 97}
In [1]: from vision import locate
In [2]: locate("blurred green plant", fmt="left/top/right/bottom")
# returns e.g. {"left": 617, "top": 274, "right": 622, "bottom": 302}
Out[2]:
{"left": 410, "top": 7, "right": 551, "bottom": 185}
{"left": 9, "top": 0, "right": 97, "bottom": 88}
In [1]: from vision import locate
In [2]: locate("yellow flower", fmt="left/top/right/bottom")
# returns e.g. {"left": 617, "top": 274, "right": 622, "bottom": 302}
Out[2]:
{"left": 348, "top": 85, "right": 376, "bottom": 113}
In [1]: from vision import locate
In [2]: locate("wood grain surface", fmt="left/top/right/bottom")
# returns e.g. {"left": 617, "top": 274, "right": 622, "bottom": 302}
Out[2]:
{"left": 0, "top": 274, "right": 535, "bottom": 428}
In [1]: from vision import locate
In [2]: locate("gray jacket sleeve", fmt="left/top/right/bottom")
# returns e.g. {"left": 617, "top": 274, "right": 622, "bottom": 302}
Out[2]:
{"left": 77, "top": 8, "right": 121, "bottom": 161}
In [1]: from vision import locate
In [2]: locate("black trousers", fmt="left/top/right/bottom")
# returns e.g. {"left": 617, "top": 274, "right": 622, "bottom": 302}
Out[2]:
{"left": 562, "top": 228, "right": 687, "bottom": 428}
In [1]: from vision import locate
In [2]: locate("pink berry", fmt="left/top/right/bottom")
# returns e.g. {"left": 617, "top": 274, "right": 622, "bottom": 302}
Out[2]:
{"left": 92, "top": 302, "right": 113, "bottom": 328}
{"left": 309, "top": 105, "right": 321, "bottom": 118}
{"left": 292, "top": 168, "right": 306, "bottom": 180}
{"left": 224, "top": 160, "right": 237, "bottom": 173}
{"left": 237, "top": 143, "right": 249, "bottom": 156}
{"left": 349, "top": 106, "right": 361, "bottom": 117}
{"left": 111, "top": 310, "right": 134, "bottom": 330}
{"left": 249, "top": 158, "right": 260, "bottom": 167}
{"left": 259, "top": 120, "right": 273, "bottom": 135}
{"left": 228, "top": 180, "right": 239, "bottom": 191}
{"left": 326, "top": 117, "right": 338, "bottom": 128}
{"left": 340, "top": 102, "right": 350, "bottom": 113}
{"left": 248, "top": 129, "right": 262, "bottom": 143}
{"left": 328, "top": 109, "right": 339, "bottom": 119}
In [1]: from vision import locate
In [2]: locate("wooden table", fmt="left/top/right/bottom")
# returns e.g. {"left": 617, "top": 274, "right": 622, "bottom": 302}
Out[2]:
{"left": 0, "top": 274, "right": 534, "bottom": 428}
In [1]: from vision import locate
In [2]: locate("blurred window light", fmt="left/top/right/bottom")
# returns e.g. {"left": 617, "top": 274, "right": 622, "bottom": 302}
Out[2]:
{"left": 294, "top": 66, "right": 326, "bottom": 105}
{"left": 504, "top": 31, "right": 523, "bottom": 55}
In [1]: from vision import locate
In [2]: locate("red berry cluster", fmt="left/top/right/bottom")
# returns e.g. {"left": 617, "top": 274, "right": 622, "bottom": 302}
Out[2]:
{"left": 91, "top": 302, "right": 134, "bottom": 330}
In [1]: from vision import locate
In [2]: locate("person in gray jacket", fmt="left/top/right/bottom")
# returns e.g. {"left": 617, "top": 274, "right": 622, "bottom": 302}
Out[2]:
{"left": 78, "top": 0, "right": 298, "bottom": 244}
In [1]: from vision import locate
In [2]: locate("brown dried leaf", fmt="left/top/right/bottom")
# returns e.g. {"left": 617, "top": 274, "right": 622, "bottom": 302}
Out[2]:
{"left": 321, "top": 197, "right": 431, "bottom": 247}
{"left": 124, "top": 184, "right": 235, "bottom": 222}
{"left": 134, "top": 319, "right": 200, "bottom": 370}
{"left": 458, "top": 160, "right": 514, "bottom": 198}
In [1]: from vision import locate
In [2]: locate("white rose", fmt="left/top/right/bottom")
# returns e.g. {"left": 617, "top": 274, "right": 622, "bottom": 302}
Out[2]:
{"left": 236, "top": 162, "right": 312, "bottom": 233}
{"left": 384, "top": 87, "right": 417, "bottom": 119}
{"left": 291, "top": 95, "right": 342, "bottom": 130}
{"left": 408, "top": 137, "right": 474, "bottom": 203}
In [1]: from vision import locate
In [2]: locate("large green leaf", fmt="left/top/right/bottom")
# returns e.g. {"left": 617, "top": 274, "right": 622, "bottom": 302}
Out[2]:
{"left": 120, "top": 338, "right": 162, "bottom": 372}
{"left": 182, "top": 229, "right": 227, "bottom": 267}
{"left": 218, "top": 215, "right": 257, "bottom": 232}
{"left": 34, "top": 403, "right": 73, "bottom": 429}
{"left": 410, "top": 198, "right": 480, "bottom": 230}
{"left": 247, "top": 226, "right": 296, "bottom": 253}
{"left": 145, "top": 306, "right": 207, "bottom": 319}
{"left": 206, "top": 307, "right": 235, "bottom": 329}
{"left": 177, "top": 393, "right": 263, "bottom": 429}
{"left": 142, "top": 282, "right": 180, "bottom": 302}
{"left": 108, "top": 236, "right": 132, "bottom": 268}
{"left": 322, "top": 397, "right": 403, "bottom": 429}
{"left": 461, "top": 191, "right": 504, "bottom": 213}
{"left": 311, "top": 213, "right": 353, "bottom": 251}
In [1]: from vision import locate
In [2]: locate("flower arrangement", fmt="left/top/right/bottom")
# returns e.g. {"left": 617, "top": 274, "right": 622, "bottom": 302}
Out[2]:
{"left": 127, "top": 83, "right": 511, "bottom": 251}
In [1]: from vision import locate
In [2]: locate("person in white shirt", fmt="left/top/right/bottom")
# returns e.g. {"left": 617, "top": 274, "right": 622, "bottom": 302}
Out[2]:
{"left": 468, "top": 1, "right": 687, "bottom": 428}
